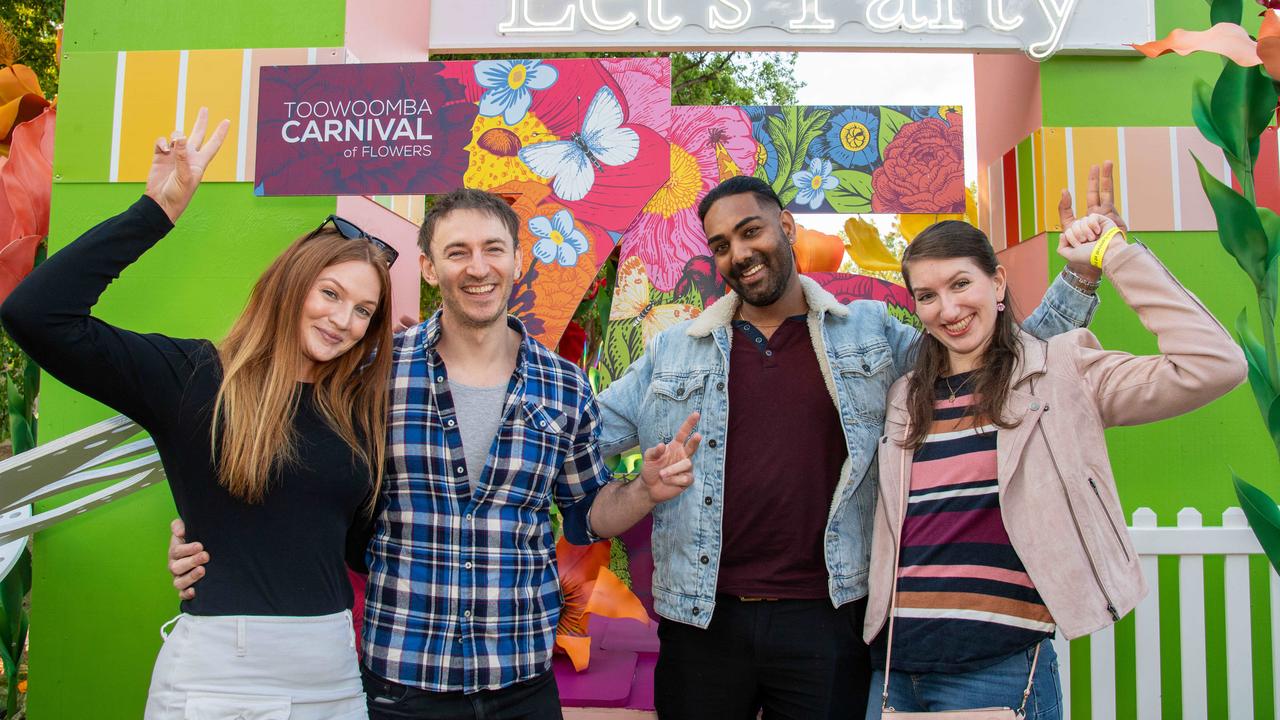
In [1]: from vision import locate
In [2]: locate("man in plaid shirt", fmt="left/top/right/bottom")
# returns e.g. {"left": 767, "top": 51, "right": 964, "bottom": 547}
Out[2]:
{"left": 171, "top": 189, "right": 700, "bottom": 719}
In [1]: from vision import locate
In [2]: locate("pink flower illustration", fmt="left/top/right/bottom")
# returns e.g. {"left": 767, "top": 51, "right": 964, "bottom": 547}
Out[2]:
{"left": 621, "top": 106, "right": 756, "bottom": 292}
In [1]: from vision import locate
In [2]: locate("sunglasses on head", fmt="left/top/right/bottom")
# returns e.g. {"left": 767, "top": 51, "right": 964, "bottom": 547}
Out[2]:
{"left": 306, "top": 215, "right": 399, "bottom": 267}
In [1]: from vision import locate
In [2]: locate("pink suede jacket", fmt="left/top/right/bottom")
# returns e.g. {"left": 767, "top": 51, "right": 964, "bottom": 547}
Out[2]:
{"left": 864, "top": 242, "right": 1248, "bottom": 642}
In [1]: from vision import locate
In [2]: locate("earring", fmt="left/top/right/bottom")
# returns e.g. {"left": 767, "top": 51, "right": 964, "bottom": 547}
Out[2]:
{"left": 996, "top": 301, "right": 1006, "bottom": 312}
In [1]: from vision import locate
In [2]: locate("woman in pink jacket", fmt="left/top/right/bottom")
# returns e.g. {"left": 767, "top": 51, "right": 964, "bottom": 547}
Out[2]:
{"left": 863, "top": 177, "right": 1247, "bottom": 719}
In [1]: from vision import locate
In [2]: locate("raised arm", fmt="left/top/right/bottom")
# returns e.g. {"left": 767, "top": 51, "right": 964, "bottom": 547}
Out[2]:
{"left": 1058, "top": 213, "right": 1246, "bottom": 426}
{"left": 0, "top": 109, "right": 229, "bottom": 428}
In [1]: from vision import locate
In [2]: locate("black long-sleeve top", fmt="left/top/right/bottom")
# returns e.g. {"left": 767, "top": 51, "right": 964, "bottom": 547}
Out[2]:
{"left": 1, "top": 196, "right": 374, "bottom": 616}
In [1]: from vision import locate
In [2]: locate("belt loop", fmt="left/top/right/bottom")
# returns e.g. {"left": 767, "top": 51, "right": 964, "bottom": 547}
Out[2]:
{"left": 159, "top": 613, "right": 183, "bottom": 641}
{"left": 235, "top": 617, "right": 247, "bottom": 657}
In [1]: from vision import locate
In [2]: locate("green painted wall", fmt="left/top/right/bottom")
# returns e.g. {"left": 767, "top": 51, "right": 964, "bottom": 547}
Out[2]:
{"left": 31, "top": 2, "right": 346, "bottom": 717}
{"left": 1039, "top": 2, "right": 1280, "bottom": 716}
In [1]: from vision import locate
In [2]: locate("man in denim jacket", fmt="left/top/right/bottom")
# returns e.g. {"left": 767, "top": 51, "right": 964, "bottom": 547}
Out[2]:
{"left": 596, "top": 176, "right": 1099, "bottom": 719}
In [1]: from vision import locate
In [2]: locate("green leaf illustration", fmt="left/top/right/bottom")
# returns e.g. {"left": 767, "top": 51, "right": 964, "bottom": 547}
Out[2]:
{"left": 878, "top": 107, "right": 913, "bottom": 159}
{"left": 826, "top": 169, "right": 875, "bottom": 213}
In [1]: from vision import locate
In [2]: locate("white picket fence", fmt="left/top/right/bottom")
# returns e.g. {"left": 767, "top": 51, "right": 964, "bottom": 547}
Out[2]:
{"left": 1062, "top": 507, "right": 1273, "bottom": 719}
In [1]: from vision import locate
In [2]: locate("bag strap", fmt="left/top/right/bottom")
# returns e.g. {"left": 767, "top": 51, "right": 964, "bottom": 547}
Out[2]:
{"left": 880, "top": 412, "right": 1044, "bottom": 715}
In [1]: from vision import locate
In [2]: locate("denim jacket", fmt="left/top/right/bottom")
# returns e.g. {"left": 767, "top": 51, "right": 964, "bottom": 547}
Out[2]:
{"left": 597, "top": 274, "right": 1098, "bottom": 629}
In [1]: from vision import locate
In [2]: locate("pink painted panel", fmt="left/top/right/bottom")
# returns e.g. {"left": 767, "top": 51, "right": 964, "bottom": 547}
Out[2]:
{"left": 1122, "top": 127, "right": 1174, "bottom": 231}
{"left": 345, "top": 0, "right": 431, "bottom": 63}
{"left": 336, "top": 195, "right": 423, "bottom": 324}
{"left": 998, "top": 232, "right": 1049, "bottom": 319}
{"left": 972, "top": 54, "right": 1042, "bottom": 174}
{"left": 1176, "top": 127, "right": 1227, "bottom": 231}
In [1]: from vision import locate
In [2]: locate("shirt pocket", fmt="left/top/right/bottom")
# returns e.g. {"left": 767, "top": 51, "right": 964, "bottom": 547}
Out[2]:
{"left": 488, "top": 402, "right": 571, "bottom": 509}
{"left": 831, "top": 343, "right": 893, "bottom": 422}
{"left": 649, "top": 373, "right": 707, "bottom": 442}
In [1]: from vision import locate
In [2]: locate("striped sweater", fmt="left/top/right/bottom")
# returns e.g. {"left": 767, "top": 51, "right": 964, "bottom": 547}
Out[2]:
{"left": 873, "top": 372, "right": 1054, "bottom": 673}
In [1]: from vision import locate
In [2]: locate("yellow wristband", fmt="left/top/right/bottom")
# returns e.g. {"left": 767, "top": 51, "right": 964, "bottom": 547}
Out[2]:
{"left": 1090, "top": 227, "right": 1123, "bottom": 269}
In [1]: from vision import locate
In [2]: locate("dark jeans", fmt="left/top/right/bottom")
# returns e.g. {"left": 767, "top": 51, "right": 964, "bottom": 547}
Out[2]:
{"left": 654, "top": 595, "right": 871, "bottom": 720}
{"left": 362, "top": 665, "right": 563, "bottom": 720}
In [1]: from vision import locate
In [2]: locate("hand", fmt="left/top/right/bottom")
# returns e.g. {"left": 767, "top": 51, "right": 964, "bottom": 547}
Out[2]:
{"left": 168, "top": 518, "right": 209, "bottom": 601}
{"left": 1058, "top": 161, "right": 1129, "bottom": 283}
{"left": 1058, "top": 213, "right": 1125, "bottom": 269}
{"left": 145, "top": 107, "right": 231, "bottom": 223}
{"left": 639, "top": 412, "right": 702, "bottom": 505}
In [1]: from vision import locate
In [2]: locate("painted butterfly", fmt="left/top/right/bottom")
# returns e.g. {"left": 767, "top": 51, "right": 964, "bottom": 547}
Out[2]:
{"left": 610, "top": 257, "right": 700, "bottom": 344}
{"left": 518, "top": 85, "right": 640, "bottom": 202}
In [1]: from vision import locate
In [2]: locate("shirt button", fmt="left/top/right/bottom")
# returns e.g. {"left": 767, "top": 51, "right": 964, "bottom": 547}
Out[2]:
{"left": 692, "top": 607, "right": 700, "bottom": 615}
{"left": 1030, "top": 402, "right": 1040, "bottom": 411}
{"left": 754, "top": 337, "right": 763, "bottom": 344}
{"left": 456, "top": 466, "right": 465, "bottom": 475}
{"left": 716, "top": 382, "right": 725, "bottom": 391}
{"left": 463, "top": 610, "right": 471, "bottom": 618}
{"left": 436, "top": 376, "right": 444, "bottom": 383}
{"left": 1043, "top": 403, "right": 1051, "bottom": 411}
{"left": 539, "top": 421, "right": 546, "bottom": 428}
{"left": 765, "top": 350, "right": 773, "bottom": 357}
{"left": 708, "top": 439, "right": 718, "bottom": 448}
{"left": 704, "top": 496, "right": 712, "bottom": 506}
{"left": 862, "top": 363, "right": 871, "bottom": 372}
{"left": 447, "top": 419, "right": 456, "bottom": 427}
{"left": 700, "top": 555, "right": 709, "bottom": 564}
{"left": 465, "top": 514, "right": 473, "bottom": 522}
{"left": 464, "top": 561, "right": 473, "bottom": 569}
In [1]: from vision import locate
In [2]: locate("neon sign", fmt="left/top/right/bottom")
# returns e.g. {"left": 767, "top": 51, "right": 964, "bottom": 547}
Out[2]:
{"left": 457, "top": 0, "right": 1134, "bottom": 61}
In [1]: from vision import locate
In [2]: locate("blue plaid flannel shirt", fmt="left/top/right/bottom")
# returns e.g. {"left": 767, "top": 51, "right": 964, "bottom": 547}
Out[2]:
{"left": 362, "top": 313, "right": 612, "bottom": 693}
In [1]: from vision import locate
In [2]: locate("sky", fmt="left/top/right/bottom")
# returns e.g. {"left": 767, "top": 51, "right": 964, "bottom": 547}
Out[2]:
{"left": 788, "top": 52, "right": 976, "bottom": 236}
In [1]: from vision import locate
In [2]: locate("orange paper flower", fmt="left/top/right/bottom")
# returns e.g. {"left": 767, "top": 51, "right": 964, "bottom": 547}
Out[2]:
{"left": 1131, "top": 13, "right": 1280, "bottom": 80}
{"left": 554, "top": 535, "right": 650, "bottom": 672}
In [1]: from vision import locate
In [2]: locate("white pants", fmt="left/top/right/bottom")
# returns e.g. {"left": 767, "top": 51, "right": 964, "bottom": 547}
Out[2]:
{"left": 143, "top": 611, "right": 368, "bottom": 720}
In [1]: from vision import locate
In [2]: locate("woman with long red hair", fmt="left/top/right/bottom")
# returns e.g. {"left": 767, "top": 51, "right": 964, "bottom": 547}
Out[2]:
{"left": 1, "top": 108, "right": 395, "bottom": 719}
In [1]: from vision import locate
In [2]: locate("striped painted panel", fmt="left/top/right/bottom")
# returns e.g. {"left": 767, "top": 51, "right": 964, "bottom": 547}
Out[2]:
{"left": 371, "top": 195, "right": 427, "bottom": 227}
{"left": 79, "top": 47, "right": 348, "bottom": 185}
{"left": 985, "top": 126, "right": 1247, "bottom": 244}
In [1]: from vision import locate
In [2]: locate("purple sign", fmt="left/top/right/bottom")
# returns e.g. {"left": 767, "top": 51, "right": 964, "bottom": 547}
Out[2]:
{"left": 254, "top": 62, "right": 478, "bottom": 196}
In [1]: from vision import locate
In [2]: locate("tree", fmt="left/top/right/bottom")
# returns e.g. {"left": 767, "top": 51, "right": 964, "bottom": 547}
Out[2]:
{"left": 0, "top": 0, "right": 61, "bottom": 97}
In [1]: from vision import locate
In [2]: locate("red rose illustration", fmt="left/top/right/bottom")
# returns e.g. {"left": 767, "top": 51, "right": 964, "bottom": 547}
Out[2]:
{"left": 871, "top": 113, "right": 965, "bottom": 214}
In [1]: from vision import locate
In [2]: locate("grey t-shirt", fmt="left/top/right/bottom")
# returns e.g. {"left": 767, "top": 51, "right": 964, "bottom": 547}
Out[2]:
{"left": 449, "top": 380, "right": 509, "bottom": 496}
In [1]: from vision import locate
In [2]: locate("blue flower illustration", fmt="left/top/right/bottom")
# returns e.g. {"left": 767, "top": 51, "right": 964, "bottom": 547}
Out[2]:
{"left": 529, "top": 210, "right": 589, "bottom": 267}
{"left": 909, "top": 106, "right": 941, "bottom": 121}
{"left": 825, "top": 108, "right": 880, "bottom": 168}
{"left": 792, "top": 157, "right": 839, "bottom": 210}
{"left": 475, "top": 59, "right": 558, "bottom": 126}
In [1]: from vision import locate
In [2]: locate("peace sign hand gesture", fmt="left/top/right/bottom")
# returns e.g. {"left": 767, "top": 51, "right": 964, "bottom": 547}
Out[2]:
{"left": 1057, "top": 161, "right": 1129, "bottom": 282}
{"left": 639, "top": 412, "right": 703, "bottom": 505}
{"left": 145, "top": 107, "right": 231, "bottom": 223}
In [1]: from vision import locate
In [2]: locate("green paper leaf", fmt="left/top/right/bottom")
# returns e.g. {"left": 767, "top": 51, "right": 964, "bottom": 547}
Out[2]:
{"left": 826, "top": 169, "right": 875, "bottom": 213}
{"left": 1270, "top": 395, "right": 1280, "bottom": 452}
{"left": 1235, "top": 474, "right": 1280, "bottom": 572}
{"left": 1193, "top": 153, "right": 1270, "bottom": 288}
{"left": 1192, "top": 79, "right": 1227, "bottom": 153}
{"left": 878, "top": 107, "right": 913, "bottom": 159}
{"left": 1237, "top": 309, "right": 1277, "bottom": 421}
{"left": 1210, "top": 0, "right": 1244, "bottom": 26}
{"left": 1209, "top": 61, "right": 1277, "bottom": 169}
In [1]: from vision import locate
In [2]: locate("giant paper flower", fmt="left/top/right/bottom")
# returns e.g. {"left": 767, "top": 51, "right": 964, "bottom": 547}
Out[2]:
{"left": 554, "top": 535, "right": 650, "bottom": 671}
{"left": 530, "top": 209, "right": 590, "bottom": 267}
{"left": 475, "top": 59, "right": 558, "bottom": 126}
{"left": 825, "top": 108, "right": 880, "bottom": 168}
{"left": 793, "top": 157, "right": 839, "bottom": 210}
{"left": 620, "top": 106, "right": 756, "bottom": 292}
{"left": 0, "top": 105, "right": 53, "bottom": 302}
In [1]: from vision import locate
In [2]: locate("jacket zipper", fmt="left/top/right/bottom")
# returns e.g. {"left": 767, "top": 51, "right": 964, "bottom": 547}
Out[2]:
{"left": 1088, "top": 477, "right": 1131, "bottom": 563}
{"left": 1040, "top": 423, "right": 1122, "bottom": 622}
